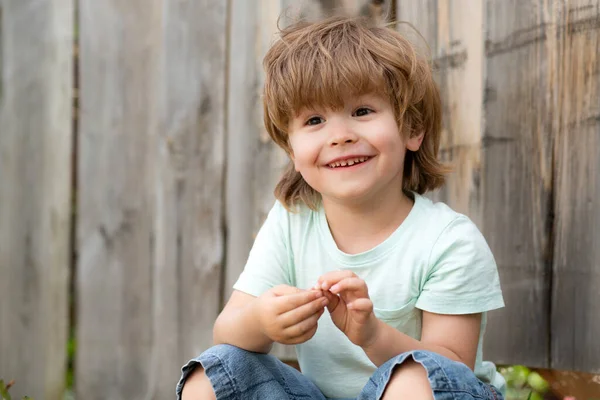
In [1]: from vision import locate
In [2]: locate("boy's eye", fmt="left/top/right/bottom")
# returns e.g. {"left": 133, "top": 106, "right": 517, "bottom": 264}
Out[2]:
{"left": 306, "top": 116, "right": 324, "bottom": 126}
{"left": 353, "top": 107, "right": 373, "bottom": 117}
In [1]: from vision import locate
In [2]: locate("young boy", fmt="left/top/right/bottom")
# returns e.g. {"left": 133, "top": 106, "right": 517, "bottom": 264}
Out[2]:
{"left": 178, "top": 16, "right": 505, "bottom": 400}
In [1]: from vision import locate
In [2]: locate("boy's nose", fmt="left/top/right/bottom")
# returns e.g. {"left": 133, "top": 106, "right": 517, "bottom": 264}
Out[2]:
{"left": 328, "top": 121, "right": 358, "bottom": 146}
{"left": 330, "top": 136, "right": 356, "bottom": 146}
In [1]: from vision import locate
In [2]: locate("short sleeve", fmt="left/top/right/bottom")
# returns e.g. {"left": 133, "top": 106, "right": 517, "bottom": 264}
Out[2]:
{"left": 232, "top": 201, "right": 293, "bottom": 297}
{"left": 415, "top": 216, "right": 505, "bottom": 314}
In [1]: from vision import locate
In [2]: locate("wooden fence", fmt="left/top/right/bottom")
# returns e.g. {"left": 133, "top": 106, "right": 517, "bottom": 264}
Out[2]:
{"left": 0, "top": 0, "right": 598, "bottom": 399}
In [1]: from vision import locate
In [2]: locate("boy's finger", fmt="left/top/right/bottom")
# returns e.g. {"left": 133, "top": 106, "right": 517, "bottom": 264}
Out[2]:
{"left": 347, "top": 298, "right": 374, "bottom": 323}
{"left": 283, "top": 319, "right": 320, "bottom": 345}
{"left": 347, "top": 298, "right": 373, "bottom": 313}
{"left": 316, "top": 270, "right": 356, "bottom": 290}
{"left": 323, "top": 289, "right": 340, "bottom": 314}
{"left": 279, "top": 296, "right": 328, "bottom": 328}
{"left": 282, "top": 309, "right": 323, "bottom": 340}
{"left": 329, "top": 277, "right": 369, "bottom": 296}
{"left": 274, "top": 290, "right": 323, "bottom": 313}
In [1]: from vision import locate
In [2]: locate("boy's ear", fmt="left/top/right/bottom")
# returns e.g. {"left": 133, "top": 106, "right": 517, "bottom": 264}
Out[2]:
{"left": 406, "top": 132, "right": 425, "bottom": 152}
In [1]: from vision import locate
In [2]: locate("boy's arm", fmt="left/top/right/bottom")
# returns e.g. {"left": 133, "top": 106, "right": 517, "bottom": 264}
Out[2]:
{"left": 362, "top": 311, "right": 481, "bottom": 369}
{"left": 213, "top": 290, "right": 274, "bottom": 354}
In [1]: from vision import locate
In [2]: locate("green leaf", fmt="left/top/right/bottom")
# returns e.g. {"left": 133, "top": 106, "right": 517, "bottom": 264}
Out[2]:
{"left": 527, "top": 371, "right": 549, "bottom": 393}
{"left": 0, "top": 379, "right": 12, "bottom": 400}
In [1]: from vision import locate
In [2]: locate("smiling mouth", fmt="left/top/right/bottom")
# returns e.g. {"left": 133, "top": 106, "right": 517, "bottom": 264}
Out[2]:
{"left": 327, "top": 156, "right": 372, "bottom": 168}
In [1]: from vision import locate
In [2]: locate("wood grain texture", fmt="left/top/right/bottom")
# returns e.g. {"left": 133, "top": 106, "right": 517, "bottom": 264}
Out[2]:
{"left": 76, "top": 1, "right": 227, "bottom": 398}
{"left": 550, "top": 0, "right": 600, "bottom": 373}
{"left": 0, "top": 0, "right": 73, "bottom": 398}
{"left": 482, "top": 0, "right": 554, "bottom": 367}
{"left": 77, "top": 1, "right": 162, "bottom": 397}
{"left": 397, "top": 0, "right": 484, "bottom": 228}
{"left": 289, "top": 0, "right": 393, "bottom": 22}
{"left": 225, "top": 0, "right": 294, "bottom": 360}
{"left": 153, "top": 0, "right": 227, "bottom": 392}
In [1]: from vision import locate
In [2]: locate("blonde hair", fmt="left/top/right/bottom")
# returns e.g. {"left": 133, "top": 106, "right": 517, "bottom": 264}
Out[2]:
{"left": 263, "top": 16, "right": 449, "bottom": 210}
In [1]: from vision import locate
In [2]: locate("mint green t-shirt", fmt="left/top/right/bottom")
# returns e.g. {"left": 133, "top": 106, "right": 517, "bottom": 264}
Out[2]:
{"left": 233, "top": 194, "right": 505, "bottom": 399}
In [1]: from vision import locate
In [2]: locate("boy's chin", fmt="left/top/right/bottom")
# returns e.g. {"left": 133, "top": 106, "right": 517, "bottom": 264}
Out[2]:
{"left": 322, "top": 187, "right": 376, "bottom": 204}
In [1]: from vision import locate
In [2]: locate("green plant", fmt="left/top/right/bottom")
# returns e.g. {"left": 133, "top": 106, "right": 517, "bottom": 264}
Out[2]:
{"left": 499, "top": 365, "right": 549, "bottom": 400}
{"left": 0, "top": 380, "right": 32, "bottom": 400}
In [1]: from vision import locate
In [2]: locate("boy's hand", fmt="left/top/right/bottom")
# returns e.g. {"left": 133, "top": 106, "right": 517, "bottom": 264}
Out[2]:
{"left": 255, "top": 285, "right": 328, "bottom": 345}
{"left": 315, "top": 271, "right": 380, "bottom": 348}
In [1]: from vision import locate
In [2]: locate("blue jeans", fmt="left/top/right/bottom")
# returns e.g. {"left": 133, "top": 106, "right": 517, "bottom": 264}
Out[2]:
{"left": 176, "top": 344, "right": 503, "bottom": 400}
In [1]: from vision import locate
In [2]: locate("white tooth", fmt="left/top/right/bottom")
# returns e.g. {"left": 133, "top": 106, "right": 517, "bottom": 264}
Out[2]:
{"left": 340, "top": 161, "right": 347, "bottom": 166}
{"left": 360, "top": 157, "right": 366, "bottom": 162}
{"left": 347, "top": 160, "right": 355, "bottom": 166}
{"left": 354, "top": 158, "right": 361, "bottom": 163}
{"left": 335, "top": 162, "right": 341, "bottom": 167}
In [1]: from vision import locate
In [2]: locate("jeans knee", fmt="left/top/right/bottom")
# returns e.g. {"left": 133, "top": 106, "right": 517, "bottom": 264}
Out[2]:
{"left": 405, "top": 351, "right": 492, "bottom": 398}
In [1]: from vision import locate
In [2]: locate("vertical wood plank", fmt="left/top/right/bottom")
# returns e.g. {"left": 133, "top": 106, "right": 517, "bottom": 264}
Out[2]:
{"left": 397, "top": 0, "right": 484, "bottom": 226}
{"left": 290, "top": 0, "right": 393, "bottom": 22}
{"left": 225, "top": 0, "right": 271, "bottom": 302}
{"left": 551, "top": 0, "right": 600, "bottom": 373}
{"left": 153, "top": 0, "right": 228, "bottom": 394}
{"left": 0, "top": 0, "right": 73, "bottom": 398}
{"left": 482, "top": 0, "right": 553, "bottom": 367}
{"left": 77, "top": 1, "right": 162, "bottom": 397}
{"left": 225, "top": 0, "right": 293, "bottom": 360}
{"left": 77, "top": 0, "right": 227, "bottom": 398}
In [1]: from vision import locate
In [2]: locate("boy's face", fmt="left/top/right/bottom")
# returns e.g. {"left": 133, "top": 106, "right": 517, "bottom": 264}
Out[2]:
{"left": 288, "top": 93, "right": 423, "bottom": 204}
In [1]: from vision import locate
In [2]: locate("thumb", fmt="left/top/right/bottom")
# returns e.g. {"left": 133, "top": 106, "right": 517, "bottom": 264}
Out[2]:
{"left": 323, "top": 290, "right": 340, "bottom": 313}
{"left": 270, "top": 284, "right": 302, "bottom": 297}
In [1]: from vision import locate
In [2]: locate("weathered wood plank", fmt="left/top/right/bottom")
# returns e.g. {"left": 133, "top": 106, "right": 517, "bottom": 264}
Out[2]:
{"left": 482, "top": 0, "right": 553, "bottom": 367}
{"left": 0, "top": 0, "right": 73, "bottom": 398}
{"left": 397, "top": 0, "right": 484, "bottom": 230}
{"left": 551, "top": 0, "right": 600, "bottom": 373}
{"left": 153, "top": 0, "right": 228, "bottom": 392}
{"left": 225, "top": 0, "right": 268, "bottom": 303}
{"left": 289, "top": 0, "right": 393, "bottom": 22}
{"left": 77, "top": 1, "right": 162, "bottom": 397}
{"left": 225, "top": 0, "right": 295, "bottom": 361}
{"left": 77, "top": 0, "right": 227, "bottom": 398}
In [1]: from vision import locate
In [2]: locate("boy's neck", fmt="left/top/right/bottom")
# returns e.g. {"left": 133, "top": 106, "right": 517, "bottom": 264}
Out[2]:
{"left": 322, "top": 188, "right": 415, "bottom": 255}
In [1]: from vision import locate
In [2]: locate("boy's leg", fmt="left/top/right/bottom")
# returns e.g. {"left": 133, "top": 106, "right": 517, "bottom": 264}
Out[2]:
{"left": 181, "top": 367, "right": 216, "bottom": 400}
{"left": 358, "top": 350, "right": 504, "bottom": 400}
{"left": 380, "top": 359, "right": 434, "bottom": 399}
{"left": 176, "top": 344, "right": 327, "bottom": 400}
